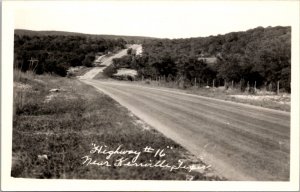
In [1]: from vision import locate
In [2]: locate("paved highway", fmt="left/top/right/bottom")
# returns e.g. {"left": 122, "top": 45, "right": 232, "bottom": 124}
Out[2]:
{"left": 81, "top": 79, "right": 290, "bottom": 181}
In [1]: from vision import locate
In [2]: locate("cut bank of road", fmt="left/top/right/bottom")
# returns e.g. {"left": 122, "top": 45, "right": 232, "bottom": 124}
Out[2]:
{"left": 79, "top": 47, "right": 290, "bottom": 181}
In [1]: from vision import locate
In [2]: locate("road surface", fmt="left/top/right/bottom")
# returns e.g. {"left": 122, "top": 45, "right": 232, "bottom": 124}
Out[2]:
{"left": 79, "top": 44, "right": 141, "bottom": 80}
{"left": 79, "top": 46, "right": 290, "bottom": 181}
{"left": 80, "top": 79, "right": 290, "bottom": 181}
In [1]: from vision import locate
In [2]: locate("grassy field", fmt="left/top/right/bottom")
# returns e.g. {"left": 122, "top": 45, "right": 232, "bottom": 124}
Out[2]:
{"left": 12, "top": 71, "right": 224, "bottom": 180}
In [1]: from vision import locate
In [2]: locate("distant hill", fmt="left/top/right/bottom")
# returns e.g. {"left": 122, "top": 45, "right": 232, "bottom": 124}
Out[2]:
{"left": 14, "top": 29, "right": 158, "bottom": 43}
{"left": 128, "top": 26, "right": 291, "bottom": 91}
{"left": 14, "top": 26, "right": 291, "bottom": 92}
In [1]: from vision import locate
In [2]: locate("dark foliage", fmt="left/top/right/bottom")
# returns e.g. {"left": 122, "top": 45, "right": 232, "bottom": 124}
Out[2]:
{"left": 103, "top": 64, "right": 118, "bottom": 77}
{"left": 132, "top": 26, "right": 291, "bottom": 92}
{"left": 15, "top": 29, "right": 158, "bottom": 44}
{"left": 14, "top": 34, "right": 126, "bottom": 76}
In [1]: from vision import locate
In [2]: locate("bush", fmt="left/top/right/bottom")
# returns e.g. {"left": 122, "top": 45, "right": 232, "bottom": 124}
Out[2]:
{"left": 53, "top": 64, "right": 68, "bottom": 77}
{"left": 127, "top": 48, "right": 133, "bottom": 55}
{"left": 103, "top": 65, "right": 117, "bottom": 77}
{"left": 82, "top": 54, "right": 95, "bottom": 67}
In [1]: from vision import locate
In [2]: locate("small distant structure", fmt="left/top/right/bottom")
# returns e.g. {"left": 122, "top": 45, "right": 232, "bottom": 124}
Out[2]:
{"left": 94, "top": 55, "right": 106, "bottom": 65}
{"left": 113, "top": 68, "right": 137, "bottom": 81}
{"left": 197, "top": 57, "right": 217, "bottom": 65}
{"left": 135, "top": 46, "right": 143, "bottom": 55}
{"left": 95, "top": 52, "right": 105, "bottom": 57}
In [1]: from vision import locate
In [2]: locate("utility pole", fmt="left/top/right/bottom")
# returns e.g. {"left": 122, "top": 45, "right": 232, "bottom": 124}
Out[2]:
{"left": 28, "top": 57, "right": 39, "bottom": 72}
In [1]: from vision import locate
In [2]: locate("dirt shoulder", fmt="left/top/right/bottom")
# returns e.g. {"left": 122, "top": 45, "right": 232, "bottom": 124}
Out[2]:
{"left": 127, "top": 80, "right": 290, "bottom": 112}
{"left": 12, "top": 71, "right": 224, "bottom": 180}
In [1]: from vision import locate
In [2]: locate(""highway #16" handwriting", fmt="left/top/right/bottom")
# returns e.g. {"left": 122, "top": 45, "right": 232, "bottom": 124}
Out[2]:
{"left": 81, "top": 143, "right": 210, "bottom": 172}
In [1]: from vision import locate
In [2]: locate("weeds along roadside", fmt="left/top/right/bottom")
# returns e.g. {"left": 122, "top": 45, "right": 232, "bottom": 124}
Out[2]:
{"left": 12, "top": 70, "right": 224, "bottom": 180}
{"left": 129, "top": 79, "right": 290, "bottom": 112}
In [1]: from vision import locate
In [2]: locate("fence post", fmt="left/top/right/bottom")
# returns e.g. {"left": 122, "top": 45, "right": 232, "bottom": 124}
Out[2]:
{"left": 247, "top": 81, "right": 250, "bottom": 91}
{"left": 159, "top": 76, "right": 161, "bottom": 86}
{"left": 277, "top": 81, "right": 280, "bottom": 95}
{"left": 239, "top": 79, "right": 242, "bottom": 91}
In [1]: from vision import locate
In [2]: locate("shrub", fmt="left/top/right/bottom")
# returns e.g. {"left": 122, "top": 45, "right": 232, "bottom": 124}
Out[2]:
{"left": 82, "top": 54, "right": 95, "bottom": 67}
{"left": 103, "top": 65, "right": 117, "bottom": 77}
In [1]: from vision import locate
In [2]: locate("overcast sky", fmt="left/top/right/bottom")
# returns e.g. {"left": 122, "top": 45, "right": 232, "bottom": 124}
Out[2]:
{"left": 11, "top": 1, "right": 299, "bottom": 38}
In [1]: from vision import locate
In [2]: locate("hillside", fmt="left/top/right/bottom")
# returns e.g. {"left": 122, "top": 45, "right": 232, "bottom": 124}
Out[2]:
{"left": 14, "top": 31, "right": 129, "bottom": 76}
{"left": 119, "top": 26, "right": 291, "bottom": 92}
{"left": 14, "top": 26, "right": 291, "bottom": 92}
{"left": 15, "top": 29, "right": 157, "bottom": 43}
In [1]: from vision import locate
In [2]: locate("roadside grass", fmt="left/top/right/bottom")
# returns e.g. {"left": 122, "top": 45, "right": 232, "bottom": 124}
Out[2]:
{"left": 93, "top": 70, "right": 107, "bottom": 79}
{"left": 12, "top": 70, "right": 224, "bottom": 180}
{"left": 187, "top": 86, "right": 290, "bottom": 112}
{"left": 67, "top": 66, "right": 91, "bottom": 77}
{"left": 131, "top": 80, "right": 290, "bottom": 112}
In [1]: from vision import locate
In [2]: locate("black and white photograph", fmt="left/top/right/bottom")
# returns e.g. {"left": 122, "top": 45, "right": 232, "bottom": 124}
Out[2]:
{"left": 1, "top": 0, "right": 299, "bottom": 191}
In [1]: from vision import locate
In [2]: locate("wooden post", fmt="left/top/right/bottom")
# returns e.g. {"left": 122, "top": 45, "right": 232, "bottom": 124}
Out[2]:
{"left": 239, "top": 79, "right": 242, "bottom": 91}
{"left": 28, "top": 57, "right": 39, "bottom": 73}
{"left": 277, "top": 81, "right": 280, "bottom": 95}
{"left": 231, "top": 80, "right": 234, "bottom": 89}
{"left": 213, "top": 79, "right": 215, "bottom": 88}
{"left": 247, "top": 81, "right": 249, "bottom": 91}
{"left": 158, "top": 76, "right": 161, "bottom": 86}
{"left": 194, "top": 78, "right": 197, "bottom": 87}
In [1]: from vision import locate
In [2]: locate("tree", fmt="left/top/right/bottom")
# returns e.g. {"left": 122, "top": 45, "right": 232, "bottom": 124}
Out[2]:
{"left": 82, "top": 53, "right": 95, "bottom": 67}
{"left": 103, "top": 64, "right": 117, "bottom": 77}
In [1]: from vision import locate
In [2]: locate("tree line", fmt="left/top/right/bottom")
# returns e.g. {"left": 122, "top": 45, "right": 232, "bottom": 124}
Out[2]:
{"left": 14, "top": 34, "right": 127, "bottom": 76}
{"left": 14, "top": 26, "right": 291, "bottom": 92}
{"left": 117, "top": 26, "right": 290, "bottom": 92}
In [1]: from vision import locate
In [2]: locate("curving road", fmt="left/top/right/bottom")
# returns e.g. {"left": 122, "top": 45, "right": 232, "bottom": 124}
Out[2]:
{"left": 80, "top": 79, "right": 290, "bottom": 181}
{"left": 79, "top": 44, "right": 142, "bottom": 80}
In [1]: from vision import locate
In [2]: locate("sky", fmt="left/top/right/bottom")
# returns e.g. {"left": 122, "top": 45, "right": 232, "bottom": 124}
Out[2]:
{"left": 9, "top": 1, "right": 300, "bottom": 38}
